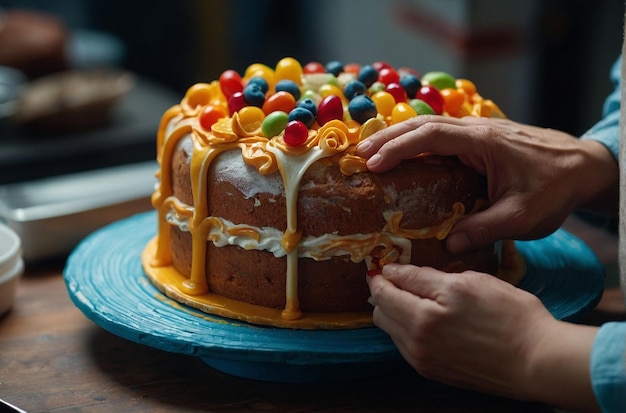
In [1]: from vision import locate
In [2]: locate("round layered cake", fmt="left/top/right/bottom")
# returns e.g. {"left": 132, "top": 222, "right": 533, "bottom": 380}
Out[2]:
{"left": 143, "top": 57, "right": 522, "bottom": 329}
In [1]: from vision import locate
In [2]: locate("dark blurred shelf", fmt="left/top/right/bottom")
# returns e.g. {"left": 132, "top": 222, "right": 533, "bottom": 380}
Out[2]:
{"left": 0, "top": 76, "right": 178, "bottom": 184}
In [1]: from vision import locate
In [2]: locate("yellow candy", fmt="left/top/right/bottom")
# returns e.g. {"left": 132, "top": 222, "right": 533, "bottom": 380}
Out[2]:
{"left": 371, "top": 91, "right": 396, "bottom": 117}
{"left": 318, "top": 84, "right": 344, "bottom": 99}
{"left": 244, "top": 63, "right": 276, "bottom": 89}
{"left": 275, "top": 57, "right": 303, "bottom": 86}
{"left": 183, "top": 83, "right": 216, "bottom": 110}
{"left": 237, "top": 106, "right": 265, "bottom": 129}
{"left": 391, "top": 102, "right": 417, "bottom": 124}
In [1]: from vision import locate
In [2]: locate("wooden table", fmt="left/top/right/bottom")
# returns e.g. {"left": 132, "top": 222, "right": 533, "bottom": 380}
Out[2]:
{"left": 1, "top": 255, "right": 624, "bottom": 412}
{"left": 0, "top": 261, "right": 541, "bottom": 412}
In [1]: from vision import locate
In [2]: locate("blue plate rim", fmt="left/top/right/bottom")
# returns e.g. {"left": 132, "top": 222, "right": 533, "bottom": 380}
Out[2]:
{"left": 63, "top": 211, "right": 605, "bottom": 367}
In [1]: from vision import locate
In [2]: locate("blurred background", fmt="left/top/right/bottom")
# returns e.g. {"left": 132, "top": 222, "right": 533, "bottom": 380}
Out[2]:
{"left": 0, "top": 0, "right": 622, "bottom": 260}
{"left": 1, "top": 0, "right": 623, "bottom": 178}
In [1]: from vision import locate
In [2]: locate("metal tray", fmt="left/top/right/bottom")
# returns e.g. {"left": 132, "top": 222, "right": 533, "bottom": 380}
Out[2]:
{"left": 0, "top": 161, "right": 157, "bottom": 261}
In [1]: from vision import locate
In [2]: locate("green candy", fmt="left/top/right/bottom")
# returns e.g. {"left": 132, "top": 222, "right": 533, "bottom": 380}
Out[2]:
{"left": 409, "top": 99, "right": 435, "bottom": 115}
{"left": 368, "top": 81, "right": 386, "bottom": 94}
{"left": 262, "top": 111, "right": 289, "bottom": 138}
{"left": 421, "top": 71, "right": 456, "bottom": 91}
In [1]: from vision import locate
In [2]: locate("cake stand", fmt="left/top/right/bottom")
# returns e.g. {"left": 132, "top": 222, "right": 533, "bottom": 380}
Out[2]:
{"left": 64, "top": 211, "right": 605, "bottom": 383}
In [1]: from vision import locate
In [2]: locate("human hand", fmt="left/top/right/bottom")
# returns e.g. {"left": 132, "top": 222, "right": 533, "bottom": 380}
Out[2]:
{"left": 367, "top": 263, "right": 599, "bottom": 411}
{"left": 356, "top": 116, "right": 618, "bottom": 253}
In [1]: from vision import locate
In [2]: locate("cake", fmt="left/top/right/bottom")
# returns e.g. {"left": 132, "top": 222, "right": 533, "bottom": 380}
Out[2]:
{"left": 143, "top": 57, "right": 522, "bottom": 329}
{"left": 0, "top": 10, "right": 68, "bottom": 79}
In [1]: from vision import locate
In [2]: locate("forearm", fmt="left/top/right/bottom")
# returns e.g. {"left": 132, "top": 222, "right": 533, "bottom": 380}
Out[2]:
{"left": 574, "top": 139, "right": 619, "bottom": 216}
{"left": 524, "top": 321, "right": 599, "bottom": 412}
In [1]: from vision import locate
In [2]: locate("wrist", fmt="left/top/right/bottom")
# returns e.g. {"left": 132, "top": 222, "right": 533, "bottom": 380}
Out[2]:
{"left": 523, "top": 320, "right": 599, "bottom": 411}
{"left": 575, "top": 139, "right": 619, "bottom": 215}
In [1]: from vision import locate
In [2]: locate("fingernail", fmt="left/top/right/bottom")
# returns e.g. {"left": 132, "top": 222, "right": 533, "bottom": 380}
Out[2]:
{"left": 367, "top": 296, "right": 375, "bottom": 306}
{"left": 366, "top": 153, "right": 381, "bottom": 168}
{"left": 356, "top": 140, "right": 371, "bottom": 153}
{"left": 447, "top": 232, "right": 470, "bottom": 253}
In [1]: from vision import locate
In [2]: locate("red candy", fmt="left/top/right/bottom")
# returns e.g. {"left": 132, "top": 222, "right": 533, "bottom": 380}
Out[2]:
{"left": 372, "top": 61, "right": 393, "bottom": 72}
{"left": 317, "top": 95, "right": 344, "bottom": 125}
{"left": 228, "top": 91, "right": 247, "bottom": 115}
{"left": 199, "top": 105, "right": 227, "bottom": 130}
{"left": 283, "top": 120, "right": 308, "bottom": 146}
{"left": 216, "top": 60, "right": 480, "bottom": 135}
{"left": 219, "top": 70, "right": 243, "bottom": 99}
{"left": 303, "top": 61, "right": 326, "bottom": 74}
{"left": 385, "top": 83, "right": 407, "bottom": 103}
{"left": 416, "top": 85, "right": 444, "bottom": 114}
{"left": 378, "top": 67, "right": 400, "bottom": 86}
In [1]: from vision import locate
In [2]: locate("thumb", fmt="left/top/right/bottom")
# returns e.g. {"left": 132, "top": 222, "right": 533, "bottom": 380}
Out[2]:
{"left": 446, "top": 198, "right": 522, "bottom": 253}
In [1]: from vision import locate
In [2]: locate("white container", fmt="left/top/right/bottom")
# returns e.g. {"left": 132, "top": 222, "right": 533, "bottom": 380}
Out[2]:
{"left": 0, "top": 223, "right": 23, "bottom": 316}
{"left": 0, "top": 161, "right": 156, "bottom": 261}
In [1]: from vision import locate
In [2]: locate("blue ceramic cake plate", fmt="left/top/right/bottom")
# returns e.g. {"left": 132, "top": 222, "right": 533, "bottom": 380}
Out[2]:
{"left": 64, "top": 211, "right": 604, "bottom": 383}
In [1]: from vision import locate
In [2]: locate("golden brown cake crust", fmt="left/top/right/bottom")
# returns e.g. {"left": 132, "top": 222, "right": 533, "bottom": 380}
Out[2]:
{"left": 167, "top": 146, "right": 498, "bottom": 313}
{"left": 146, "top": 62, "right": 516, "bottom": 328}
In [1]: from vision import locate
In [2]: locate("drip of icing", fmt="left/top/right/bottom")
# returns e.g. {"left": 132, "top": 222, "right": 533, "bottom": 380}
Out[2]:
{"left": 213, "top": 148, "right": 284, "bottom": 199}
{"left": 150, "top": 79, "right": 493, "bottom": 323}
{"left": 266, "top": 143, "right": 337, "bottom": 320}
{"left": 153, "top": 118, "right": 470, "bottom": 318}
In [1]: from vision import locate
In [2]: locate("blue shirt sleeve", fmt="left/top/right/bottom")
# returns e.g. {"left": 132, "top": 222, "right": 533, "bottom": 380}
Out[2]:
{"left": 580, "top": 57, "right": 621, "bottom": 161}
{"left": 584, "top": 56, "right": 625, "bottom": 411}
{"left": 590, "top": 322, "right": 626, "bottom": 412}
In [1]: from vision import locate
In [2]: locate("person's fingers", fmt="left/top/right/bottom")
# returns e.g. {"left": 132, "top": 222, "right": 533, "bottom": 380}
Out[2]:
{"left": 366, "top": 269, "right": 420, "bottom": 326}
{"left": 366, "top": 266, "right": 441, "bottom": 351}
{"left": 446, "top": 195, "right": 523, "bottom": 253}
{"left": 354, "top": 115, "right": 449, "bottom": 157}
{"left": 370, "top": 301, "right": 405, "bottom": 339}
{"left": 367, "top": 264, "right": 450, "bottom": 311}
{"left": 355, "top": 116, "right": 478, "bottom": 169}
{"left": 447, "top": 192, "right": 565, "bottom": 253}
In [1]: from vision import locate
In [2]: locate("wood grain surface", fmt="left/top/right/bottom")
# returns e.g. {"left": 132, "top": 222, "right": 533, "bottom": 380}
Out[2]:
{"left": 0, "top": 260, "right": 572, "bottom": 413}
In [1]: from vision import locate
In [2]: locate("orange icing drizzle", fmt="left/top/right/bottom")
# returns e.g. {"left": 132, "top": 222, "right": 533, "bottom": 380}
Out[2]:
{"left": 151, "top": 80, "right": 484, "bottom": 322}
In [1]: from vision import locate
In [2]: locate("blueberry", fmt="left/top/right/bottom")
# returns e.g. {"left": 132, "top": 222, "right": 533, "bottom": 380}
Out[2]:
{"left": 325, "top": 60, "right": 344, "bottom": 76}
{"left": 275, "top": 79, "right": 301, "bottom": 100}
{"left": 243, "top": 84, "right": 266, "bottom": 107}
{"left": 343, "top": 80, "right": 367, "bottom": 100}
{"left": 348, "top": 95, "right": 377, "bottom": 124}
{"left": 288, "top": 107, "right": 315, "bottom": 128}
{"left": 400, "top": 74, "right": 421, "bottom": 99}
{"left": 246, "top": 77, "right": 269, "bottom": 93}
{"left": 358, "top": 65, "right": 379, "bottom": 87}
{"left": 296, "top": 98, "right": 317, "bottom": 117}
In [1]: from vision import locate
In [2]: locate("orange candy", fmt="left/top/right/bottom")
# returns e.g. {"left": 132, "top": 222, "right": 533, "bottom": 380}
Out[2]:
{"left": 199, "top": 105, "right": 228, "bottom": 130}
{"left": 455, "top": 79, "right": 476, "bottom": 96}
{"left": 343, "top": 63, "right": 361, "bottom": 77}
{"left": 262, "top": 91, "right": 296, "bottom": 115}
{"left": 440, "top": 88, "right": 466, "bottom": 116}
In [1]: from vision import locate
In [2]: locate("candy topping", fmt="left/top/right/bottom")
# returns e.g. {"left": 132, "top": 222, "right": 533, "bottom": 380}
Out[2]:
{"left": 416, "top": 85, "right": 444, "bottom": 115}
{"left": 283, "top": 120, "right": 309, "bottom": 146}
{"left": 192, "top": 58, "right": 504, "bottom": 155}
{"left": 154, "top": 58, "right": 507, "bottom": 325}
{"left": 317, "top": 95, "right": 343, "bottom": 126}
{"left": 348, "top": 95, "right": 377, "bottom": 124}
{"left": 218, "top": 70, "right": 243, "bottom": 99}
